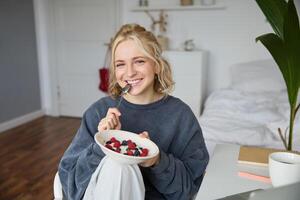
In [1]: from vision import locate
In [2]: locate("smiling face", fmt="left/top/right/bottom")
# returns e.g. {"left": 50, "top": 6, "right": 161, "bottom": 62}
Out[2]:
{"left": 114, "top": 39, "right": 159, "bottom": 104}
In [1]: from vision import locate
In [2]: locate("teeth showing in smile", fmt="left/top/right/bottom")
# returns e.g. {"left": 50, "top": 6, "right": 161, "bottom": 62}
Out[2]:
{"left": 126, "top": 79, "right": 141, "bottom": 85}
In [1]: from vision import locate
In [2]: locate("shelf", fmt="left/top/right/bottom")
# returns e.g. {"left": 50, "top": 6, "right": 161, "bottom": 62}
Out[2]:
{"left": 131, "top": 4, "right": 226, "bottom": 12}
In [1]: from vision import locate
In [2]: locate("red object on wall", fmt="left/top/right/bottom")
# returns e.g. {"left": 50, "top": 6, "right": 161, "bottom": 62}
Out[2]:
{"left": 99, "top": 45, "right": 111, "bottom": 93}
{"left": 99, "top": 68, "right": 109, "bottom": 92}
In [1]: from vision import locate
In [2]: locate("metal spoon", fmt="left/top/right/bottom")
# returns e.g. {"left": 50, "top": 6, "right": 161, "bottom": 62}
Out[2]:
{"left": 95, "top": 84, "right": 131, "bottom": 118}
{"left": 117, "top": 84, "right": 131, "bottom": 108}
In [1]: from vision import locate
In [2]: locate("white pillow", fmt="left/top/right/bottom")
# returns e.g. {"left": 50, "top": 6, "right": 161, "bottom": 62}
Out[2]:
{"left": 230, "top": 59, "right": 286, "bottom": 92}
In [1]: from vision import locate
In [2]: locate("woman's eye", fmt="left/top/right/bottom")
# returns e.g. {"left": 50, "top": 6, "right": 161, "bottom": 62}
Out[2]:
{"left": 116, "top": 63, "right": 125, "bottom": 68}
{"left": 135, "top": 60, "right": 145, "bottom": 65}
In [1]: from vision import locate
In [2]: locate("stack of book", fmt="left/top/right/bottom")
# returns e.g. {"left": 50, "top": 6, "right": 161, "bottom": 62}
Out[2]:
{"left": 238, "top": 146, "right": 283, "bottom": 166}
{"left": 237, "top": 146, "right": 285, "bottom": 183}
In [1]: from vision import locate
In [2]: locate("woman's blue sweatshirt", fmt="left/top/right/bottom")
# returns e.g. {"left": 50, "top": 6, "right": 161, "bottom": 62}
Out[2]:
{"left": 58, "top": 95, "right": 209, "bottom": 200}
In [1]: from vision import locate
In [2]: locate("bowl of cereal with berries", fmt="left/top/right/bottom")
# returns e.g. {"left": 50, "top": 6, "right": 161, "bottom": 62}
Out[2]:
{"left": 94, "top": 130, "right": 159, "bottom": 165}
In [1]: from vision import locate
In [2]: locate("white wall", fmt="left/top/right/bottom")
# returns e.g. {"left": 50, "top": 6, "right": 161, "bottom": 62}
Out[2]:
{"left": 34, "top": 0, "right": 60, "bottom": 116}
{"left": 35, "top": 0, "right": 300, "bottom": 117}
{"left": 296, "top": 0, "right": 300, "bottom": 12}
{"left": 121, "top": 0, "right": 276, "bottom": 95}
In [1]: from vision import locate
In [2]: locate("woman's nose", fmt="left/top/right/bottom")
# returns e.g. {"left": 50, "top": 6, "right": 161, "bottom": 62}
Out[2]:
{"left": 126, "top": 64, "right": 137, "bottom": 77}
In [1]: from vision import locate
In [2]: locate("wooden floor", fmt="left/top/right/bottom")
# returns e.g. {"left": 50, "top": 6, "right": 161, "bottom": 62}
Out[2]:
{"left": 0, "top": 116, "right": 81, "bottom": 200}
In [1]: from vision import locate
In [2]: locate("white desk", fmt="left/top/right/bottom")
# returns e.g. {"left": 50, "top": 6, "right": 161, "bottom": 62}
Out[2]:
{"left": 195, "top": 144, "right": 272, "bottom": 200}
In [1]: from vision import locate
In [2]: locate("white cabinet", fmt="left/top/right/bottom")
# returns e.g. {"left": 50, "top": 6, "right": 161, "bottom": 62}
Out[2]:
{"left": 163, "top": 51, "right": 208, "bottom": 117}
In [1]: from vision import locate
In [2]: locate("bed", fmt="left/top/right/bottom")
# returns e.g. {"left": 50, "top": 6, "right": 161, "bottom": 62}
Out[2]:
{"left": 198, "top": 59, "right": 300, "bottom": 156}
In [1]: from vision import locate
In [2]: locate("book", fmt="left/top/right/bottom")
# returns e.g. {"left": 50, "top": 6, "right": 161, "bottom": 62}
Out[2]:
{"left": 238, "top": 171, "right": 271, "bottom": 183}
{"left": 238, "top": 146, "right": 284, "bottom": 167}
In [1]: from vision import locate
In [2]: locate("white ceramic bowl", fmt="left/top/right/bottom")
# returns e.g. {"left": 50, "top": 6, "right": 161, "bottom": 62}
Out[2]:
{"left": 94, "top": 130, "right": 159, "bottom": 165}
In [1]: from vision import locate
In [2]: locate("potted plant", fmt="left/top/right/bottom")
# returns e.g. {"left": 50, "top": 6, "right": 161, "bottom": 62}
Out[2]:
{"left": 255, "top": 0, "right": 300, "bottom": 151}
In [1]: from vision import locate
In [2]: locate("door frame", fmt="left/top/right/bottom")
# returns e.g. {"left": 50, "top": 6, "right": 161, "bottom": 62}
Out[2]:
{"left": 33, "top": 0, "right": 122, "bottom": 116}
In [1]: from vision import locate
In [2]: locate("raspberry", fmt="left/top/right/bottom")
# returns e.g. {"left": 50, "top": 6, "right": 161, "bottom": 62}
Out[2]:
{"left": 126, "top": 150, "right": 134, "bottom": 156}
{"left": 140, "top": 148, "right": 149, "bottom": 156}
{"left": 127, "top": 142, "right": 136, "bottom": 150}
{"left": 113, "top": 141, "right": 121, "bottom": 148}
{"left": 110, "top": 137, "right": 118, "bottom": 143}
{"left": 105, "top": 144, "right": 113, "bottom": 150}
{"left": 140, "top": 152, "right": 147, "bottom": 157}
{"left": 105, "top": 137, "right": 149, "bottom": 157}
{"left": 127, "top": 139, "right": 132, "bottom": 143}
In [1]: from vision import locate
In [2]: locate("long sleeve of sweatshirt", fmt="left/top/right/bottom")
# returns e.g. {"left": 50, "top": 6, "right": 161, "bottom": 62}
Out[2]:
{"left": 58, "top": 108, "right": 105, "bottom": 200}
{"left": 141, "top": 105, "right": 209, "bottom": 200}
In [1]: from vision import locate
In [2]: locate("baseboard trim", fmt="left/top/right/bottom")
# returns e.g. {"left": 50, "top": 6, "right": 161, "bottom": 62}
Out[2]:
{"left": 0, "top": 110, "right": 45, "bottom": 133}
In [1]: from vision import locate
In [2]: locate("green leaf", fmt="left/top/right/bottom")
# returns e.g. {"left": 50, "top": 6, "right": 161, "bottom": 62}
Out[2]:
{"left": 256, "top": 0, "right": 300, "bottom": 151}
{"left": 283, "top": 0, "right": 300, "bottom": 104}
{"left": 256, "top": 33, "right": 293, "bottom": 102}
{"left": 255, "top": 0, "right": 287, "bottom": 39}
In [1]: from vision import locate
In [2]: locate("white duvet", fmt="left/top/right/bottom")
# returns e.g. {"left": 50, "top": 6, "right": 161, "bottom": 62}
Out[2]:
{"left": 199, "top": 89, "right": 300, "bottom": 151}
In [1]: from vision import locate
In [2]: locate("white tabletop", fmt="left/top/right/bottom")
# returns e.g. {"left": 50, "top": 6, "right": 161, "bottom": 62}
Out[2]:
{"left": 195, "top": 144, "right": 272, "bottom": 200}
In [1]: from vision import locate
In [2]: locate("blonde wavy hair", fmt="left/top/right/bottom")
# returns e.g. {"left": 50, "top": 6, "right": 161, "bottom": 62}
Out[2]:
{"left": 108, "top": 23, "right": 174, "bottom": 98}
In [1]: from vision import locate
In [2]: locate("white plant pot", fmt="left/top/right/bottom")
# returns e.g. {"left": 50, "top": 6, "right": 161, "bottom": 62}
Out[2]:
{"left": 269, "top": 152, "right": 300, "bottom": 187}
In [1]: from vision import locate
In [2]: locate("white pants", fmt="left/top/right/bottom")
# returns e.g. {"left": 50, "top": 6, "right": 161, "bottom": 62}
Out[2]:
{"left": 83, "top": 156, "right": 145, "bottom": 200}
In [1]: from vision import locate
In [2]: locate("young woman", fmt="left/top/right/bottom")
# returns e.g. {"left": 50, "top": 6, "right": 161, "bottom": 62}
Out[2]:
{"left": 58, "top": 24, "right": 209, "bottom": 200}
